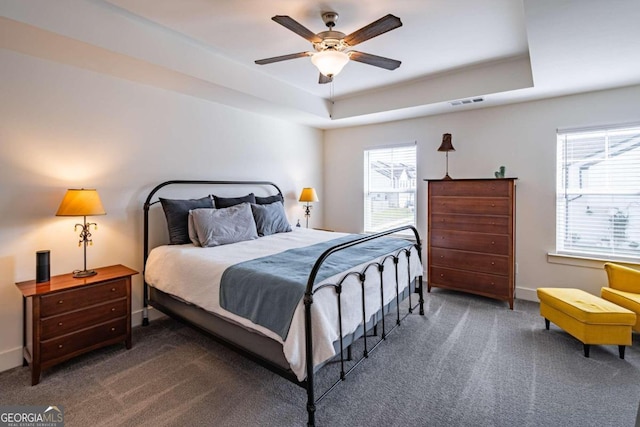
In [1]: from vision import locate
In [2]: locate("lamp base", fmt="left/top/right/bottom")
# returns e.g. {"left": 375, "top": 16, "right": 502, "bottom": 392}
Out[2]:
{"left": 73, "top": 269, "right": 97, "bottom": 278}
{"left": 442, "top": 173, "right": 453, "bottom": 180}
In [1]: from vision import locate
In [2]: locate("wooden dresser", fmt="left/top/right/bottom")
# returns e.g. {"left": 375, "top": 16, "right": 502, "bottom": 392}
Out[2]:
{"left": 15, "top": 264, "right": 138, "bottom": 385}
{"left": 425, "top": 178, "right": 517, "bottom": 308}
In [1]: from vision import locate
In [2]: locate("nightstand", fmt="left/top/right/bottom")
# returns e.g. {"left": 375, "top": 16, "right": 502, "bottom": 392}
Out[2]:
{"left": 15, "top": 264, "right": 138, "bottom": 385}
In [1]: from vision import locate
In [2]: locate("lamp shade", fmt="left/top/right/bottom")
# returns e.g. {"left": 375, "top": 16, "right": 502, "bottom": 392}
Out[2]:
{"left": 311, "top": 50, "right": 349, "bottom": 77}
{"left": 56, "top": 189, "right": 106, "bottom": 216}
{"left": 437, "top": 133, "right": 455, "bottom": 152}
{"left": 299, "top": 187, "right": 319, "bottom": 203}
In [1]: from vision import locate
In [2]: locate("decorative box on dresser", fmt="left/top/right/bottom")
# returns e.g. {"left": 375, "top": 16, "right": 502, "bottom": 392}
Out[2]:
{"left": 15, "top": 264, "right": 138, "bottom": 385}
{"left": 425, "top": 178, "right": 517, "bottom": 309}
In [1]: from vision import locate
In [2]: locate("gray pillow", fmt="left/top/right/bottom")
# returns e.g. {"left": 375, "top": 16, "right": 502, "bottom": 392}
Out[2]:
{"left": 191, "top": 203, "right": 258, "bottom": 247}
{"left": 160, "top": 196, "right": 213, "bottom": 245}
{"left": 251, "top": 202, "right": 292, "bottom": 236}
{"left": 213, "top": 193, "right": 256, "bottom": 208}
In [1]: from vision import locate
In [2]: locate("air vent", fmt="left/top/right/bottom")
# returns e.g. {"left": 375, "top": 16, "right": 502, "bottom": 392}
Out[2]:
{"left": 450, "top": 97, "right": 484, "bottom": 107}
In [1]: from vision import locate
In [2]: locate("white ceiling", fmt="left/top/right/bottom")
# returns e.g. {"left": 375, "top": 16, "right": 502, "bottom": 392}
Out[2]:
{"left": 2, "top": 0, "right": 640, "bottom": 129}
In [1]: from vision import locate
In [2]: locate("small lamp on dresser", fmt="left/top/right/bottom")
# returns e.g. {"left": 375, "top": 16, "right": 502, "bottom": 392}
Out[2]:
{"left": 437, "top": 133, "right": 455, "bottom": 180}
{"left": 298, "top": 187, "right": 319, "bottom": 228}
{"left": 56, "top": 188, "right": 106, "bottom": 277}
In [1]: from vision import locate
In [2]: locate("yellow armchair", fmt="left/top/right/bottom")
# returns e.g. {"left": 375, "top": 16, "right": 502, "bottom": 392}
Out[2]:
{"left": 602, "top": 262, "right": 640, "bottom": 332}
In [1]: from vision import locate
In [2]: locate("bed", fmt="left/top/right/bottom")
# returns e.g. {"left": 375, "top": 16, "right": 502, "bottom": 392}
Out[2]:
{"left": 142, "top": 180, "right": 424, "bottom": 426}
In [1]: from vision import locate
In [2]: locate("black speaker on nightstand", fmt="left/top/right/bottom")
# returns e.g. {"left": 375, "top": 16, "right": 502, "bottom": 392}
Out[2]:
{"left": 36, "top": 250, "right": 50, "bottom": 283}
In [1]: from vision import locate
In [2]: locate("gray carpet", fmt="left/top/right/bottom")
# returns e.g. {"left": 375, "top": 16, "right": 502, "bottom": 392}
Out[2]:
{"left": 1, "top": 290, "right": 639, "bottom": 427}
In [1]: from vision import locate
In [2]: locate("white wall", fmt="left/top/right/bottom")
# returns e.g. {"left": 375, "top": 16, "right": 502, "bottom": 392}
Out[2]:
{"left": 324, "top": 84, "right": 640, "bottom": 302}
{"left": 0, "top": 49, "right": 324, "bottom": 372}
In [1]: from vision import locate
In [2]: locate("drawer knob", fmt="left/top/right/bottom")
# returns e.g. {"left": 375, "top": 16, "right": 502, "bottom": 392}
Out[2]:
{"left": 491, "top": 203, "right": 495, "bottom": 207}
{"left": 111, "top": 307, "right": 116, "bottom": 312}
{"left": 58, "top": 322, "right": 63, "bottom": 327}
{"left": 58, "top": 344, "right": 63, "bottom": 349}
{"left": 111, "top": 327, "right": 116, "bottom": 332}
{"left": 440, "top": 274, "right": 444, "bottom": 277}
{"left": 111, "top": 288, "right": 116, "bottom": 292}
{"left": 491, "top": 261, "right": 495, "bottom": 265}
{"left": 440, "top": 255, "right": 444, "bottom": 258}
{"left": 491, "top": 241, "right": 495, "bottom": 245}
{"left": 57, "top": 300, "right": 64, "bottom": 304}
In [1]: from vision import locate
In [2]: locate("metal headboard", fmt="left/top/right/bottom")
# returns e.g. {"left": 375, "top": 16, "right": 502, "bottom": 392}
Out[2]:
{"left": 142, "top": 179, "right": 283, "bottom": 323}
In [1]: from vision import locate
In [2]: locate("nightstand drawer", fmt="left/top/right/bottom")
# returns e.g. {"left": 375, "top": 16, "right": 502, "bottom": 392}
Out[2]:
{"left": 40, "top": 298, "right": 128, "bottom": 340}
{"left": 40, "top": 279, "right": 127, "bottom": 317}
{"left": 41, "top": 317, "right": 127, "bottom": 362}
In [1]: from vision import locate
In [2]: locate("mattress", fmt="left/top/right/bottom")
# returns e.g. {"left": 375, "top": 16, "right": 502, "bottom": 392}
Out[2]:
{"left": 145, "top": 227, "right": 422, "bottom": 381}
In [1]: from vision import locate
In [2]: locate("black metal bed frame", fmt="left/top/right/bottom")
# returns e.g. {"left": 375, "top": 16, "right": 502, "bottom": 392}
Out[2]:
{"left": 142, "top": 180, "right": 424, "bottom": 426}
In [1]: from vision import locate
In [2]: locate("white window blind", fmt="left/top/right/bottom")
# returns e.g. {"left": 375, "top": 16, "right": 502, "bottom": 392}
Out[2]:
{"left": 556, "top": 124, "right": 640, "bottom": 260}
{"left": 364, "top": 144, "right": 416, "bottom": 233}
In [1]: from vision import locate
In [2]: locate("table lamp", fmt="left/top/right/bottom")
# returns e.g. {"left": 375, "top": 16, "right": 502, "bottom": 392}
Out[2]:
{"left": 56, "top": 189, "right": 106, "bottom": 277}
{"left": 437, "top": 133, "right": 455, "bottom": 180}
{"left": 298, "top": 187, "right": 319, "bottom": 228}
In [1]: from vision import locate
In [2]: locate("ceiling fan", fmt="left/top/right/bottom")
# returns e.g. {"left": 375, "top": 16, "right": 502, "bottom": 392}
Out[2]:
{"left": 255, "top": 12, "right": 403, "bottom": 84}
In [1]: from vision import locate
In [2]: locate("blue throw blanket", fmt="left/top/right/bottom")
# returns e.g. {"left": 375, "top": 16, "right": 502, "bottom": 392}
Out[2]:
{"left": 219, "top": 235, "right": 413, "bottom": 340}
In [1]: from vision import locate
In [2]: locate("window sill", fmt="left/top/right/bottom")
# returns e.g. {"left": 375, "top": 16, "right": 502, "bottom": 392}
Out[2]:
{"left": 547, "top": 252, "right": 640, "bottom": 269}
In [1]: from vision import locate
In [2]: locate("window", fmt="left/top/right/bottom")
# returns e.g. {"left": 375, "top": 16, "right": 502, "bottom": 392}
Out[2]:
{"left": 556, "top": 123, "right": 640, "bottom": 260}
{"left": 364, "top": 144, "right": 417, "bottom": 233}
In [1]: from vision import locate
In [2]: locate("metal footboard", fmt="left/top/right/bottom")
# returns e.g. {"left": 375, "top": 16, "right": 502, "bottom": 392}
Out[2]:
{"left": 303, "top": 225, "right": 424, "bottom": 426}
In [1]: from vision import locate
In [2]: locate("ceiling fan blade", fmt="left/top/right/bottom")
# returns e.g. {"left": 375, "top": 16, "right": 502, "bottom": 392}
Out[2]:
{"left": 319, "top": 73, "right": 333, "bottom": 84}
{"left": 255, "top": 52, "right": 311, "bottom": 65}
{"left": 343, "top": 14, "right": 402, "bottom": 46}
{"left": 272, "top": 15, "right": 323, "bottom": 44}
{"left": 348, "top": 51, "right": 401, "bottom": 70}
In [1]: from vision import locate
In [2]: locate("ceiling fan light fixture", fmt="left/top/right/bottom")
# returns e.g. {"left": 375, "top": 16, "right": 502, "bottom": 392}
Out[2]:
{"left": 311, "top": 50, "right": 349, "bottom": 77}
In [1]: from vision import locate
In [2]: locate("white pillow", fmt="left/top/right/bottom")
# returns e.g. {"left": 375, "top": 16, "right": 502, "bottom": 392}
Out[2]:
{"left": 191, "top": 203, "right": 258, "bottom": 247}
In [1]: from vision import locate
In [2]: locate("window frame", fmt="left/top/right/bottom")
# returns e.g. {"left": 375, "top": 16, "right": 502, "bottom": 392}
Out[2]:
{"left": 363, "top": 143, "right": 417, "bottom": 235}
{"left": 555, "top": 122, "right": 640, "bottom": 263}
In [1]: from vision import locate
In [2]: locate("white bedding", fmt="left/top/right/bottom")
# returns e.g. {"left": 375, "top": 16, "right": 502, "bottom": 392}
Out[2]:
{"left": 145, "top": 227, "right": 422, "bottom": 381}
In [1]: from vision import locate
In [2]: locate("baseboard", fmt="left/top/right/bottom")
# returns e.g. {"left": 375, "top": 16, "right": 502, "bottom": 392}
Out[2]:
{"left": 0, "top": 346, "right": 24, "bottom": 374}
{"left": 516, "top": 286, "right": 539, "bottom": 303}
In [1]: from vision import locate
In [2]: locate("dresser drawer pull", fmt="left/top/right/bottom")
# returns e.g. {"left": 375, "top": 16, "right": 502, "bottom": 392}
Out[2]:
{"left": 58, "top": 344, "right": 63, "bottom": 349}
{"left": 491, "top": 241, "right": 495, "bottom": 245}
{"left": 440, "top": 274, "right": 444, "bottom": 277}
{"left": 491, "top": 203, "right": 495, "bottom": 207}
{"left": 111, "top": 307, "right": 116, "bottom": 312}
{"left": 57, "top": 300, "right": 64, "bottom": 304}
{"left": 491, "top": 261, "right": 495, "bottom": 265}
{"left": 440, "top": 255, "right": 444, "bottom": 258}
{"left": 111, "top": 287, "right": 116, "bottom": 292}
{"left": 58, "top": 322, "right": 63, "bottom": 327}
{"left": 111, "top": 327, "right": 116, "bottom": 332}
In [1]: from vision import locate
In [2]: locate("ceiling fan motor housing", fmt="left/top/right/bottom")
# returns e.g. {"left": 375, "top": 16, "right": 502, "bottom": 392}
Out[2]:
{"left": 314, "top": 31, "right": 347, "bottom": 52}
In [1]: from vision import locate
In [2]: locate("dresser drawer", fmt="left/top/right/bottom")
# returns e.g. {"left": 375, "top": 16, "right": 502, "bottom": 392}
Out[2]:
{"left": 40, "top": 298, "right": 127, "bottom": 340}
{"left": 430, "top": 213, "right": 511, "bottom": 234}
{"left": 429, "top": 180, "right": 512, "bottom": 197}
{"left": 40, "top": 279, "right": 127, "bottom": 317}
{"left": 41, "top": 317, "right": 127, "bottom": 363}
{"left": 430, "top": 196, "right": 511, "bottom": 216}
{"left": 431, "top": 229, "right": 510, "bottom": 255}
{"left": 429, "top": 266, "right": 510, "bottom": 296}
{"left": 430, "top": 247, "right": 510, "bottom": 275}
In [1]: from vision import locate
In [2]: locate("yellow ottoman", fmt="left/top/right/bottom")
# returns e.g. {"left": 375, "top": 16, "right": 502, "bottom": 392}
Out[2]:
{"left": 537, "top": 287, "right": 636, "bottom": 359}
